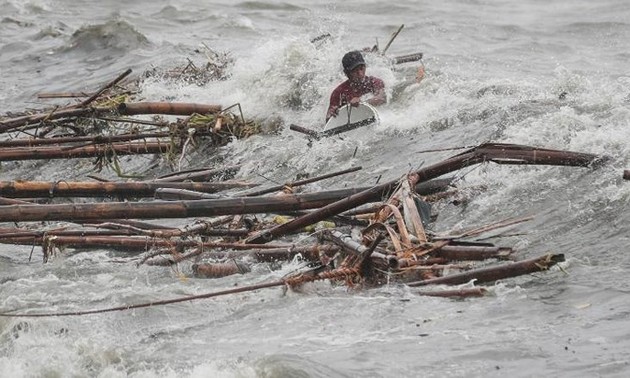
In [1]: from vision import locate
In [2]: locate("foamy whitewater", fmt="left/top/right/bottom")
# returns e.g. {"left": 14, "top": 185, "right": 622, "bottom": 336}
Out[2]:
{"left": 1, "top": 1, "right": 630, "bottom": 377}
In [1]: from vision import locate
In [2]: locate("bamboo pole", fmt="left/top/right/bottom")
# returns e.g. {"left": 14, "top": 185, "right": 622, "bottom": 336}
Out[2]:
{"left": 0, "top": 180, "right": 256, "bottom": 198}
{"left": 392, "top": 52, "right": 424, "bottom": 64}
{"left": 117, "top": 102, "right": 221, "bottom": 116}
{"left": 156, "top": 178, "right": 451, "bottom": 202}
{"left": 381, "top": 24, "right": 404, "bottom": 55}
{"left": 0, "top": 142, "right": 171, "bottom": 162}
{"left": 415, "top": 287, "right": 487, "bottom": 298}
{"left": 244, "top": 143, "right": 602, "bottom": 244}
{"left": 0, "top": 101, "right": 221, "bottom": 134}
{"left": 406, "top": 253, "right": 565, "bottom": 286}
{"left": 0, "top": 187, "right": 388, "bottom": 222}
{"left": 0, "top": 234, "right": 292, "bottom": 251}
{"left": 0, "top": 267, "right": 362, "bottom": 317}
{"left": 0, "top": 144, "right": 601, "bottom": 224}
{"left": 0, "top": 132, "right": 169, "bottom": 148}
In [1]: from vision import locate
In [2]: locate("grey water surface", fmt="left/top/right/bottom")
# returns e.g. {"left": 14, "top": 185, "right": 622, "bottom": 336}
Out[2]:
{"left": 1, "top": 0, "right": 630, "bottom": 377}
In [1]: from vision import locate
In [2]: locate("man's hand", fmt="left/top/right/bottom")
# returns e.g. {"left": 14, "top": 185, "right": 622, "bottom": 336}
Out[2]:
{"left": 326, "top": 105, "right": 339, "bottom": 121}
{"left": 349, "top": 97, "right": 361, "bottom": 107}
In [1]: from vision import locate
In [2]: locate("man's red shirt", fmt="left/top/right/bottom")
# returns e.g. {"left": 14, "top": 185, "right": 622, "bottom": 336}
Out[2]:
{"left": 327, "top": 76, "right": 384, "bottom": 120}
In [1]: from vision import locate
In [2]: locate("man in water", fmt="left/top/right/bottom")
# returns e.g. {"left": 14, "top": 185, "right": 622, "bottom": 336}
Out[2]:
{"left": 326, "top": 50, "right": 386, "bottom": 122}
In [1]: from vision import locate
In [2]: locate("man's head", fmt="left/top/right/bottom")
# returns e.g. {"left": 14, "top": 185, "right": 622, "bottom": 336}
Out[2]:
{"left": 342, "top": 50, "right": 366, "bottom": 74}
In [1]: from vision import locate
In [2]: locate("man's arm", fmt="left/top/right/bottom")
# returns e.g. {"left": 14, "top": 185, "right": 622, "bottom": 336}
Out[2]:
{"left": 366, "top": 77, "right": 386, "bottom": 106}
{"left": 326, "top": 86, "right": 342, "bottom": 122}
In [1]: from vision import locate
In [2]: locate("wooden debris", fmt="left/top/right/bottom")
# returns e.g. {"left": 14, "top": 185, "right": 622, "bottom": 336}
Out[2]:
{"left": 0, "top": 64, "right": 608, "bottom": 318}
{"left": 245, "top": 143, "right": 603, "bottom": 244}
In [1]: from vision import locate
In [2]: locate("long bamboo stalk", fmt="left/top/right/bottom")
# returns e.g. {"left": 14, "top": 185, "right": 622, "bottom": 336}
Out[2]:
{"left": 381, "top": 24, "right": 404, "bottom": 55}
{"left": 392, "top": 52, "right": 424, "bottom": 64}
{"left": 415, "top": 287, "right": 487, "bottom": 298}
{"left": 405, "top": 253, "right": 565, "bottom": 286}
{"left": 0, "top": 132, "right": 168, "bottom": 148}
{"left": 0, "top": 144, "right": 601, "bottom": 224}
{"left": 156, "top": 178, "right": 451, "bottom": 201}
{"left": 0, "top": 234, "right": 292, "bottom": 251}
{"left": 117, "top": 102, "right": 221, "bottom": 116}
{"left": 0, "top": 142, "right": 171, "bottom": 161}
{"left": 244, "top": 143, "right": 602, "bottom": 244}
{"left": 0, "top": 180, "right": 256, "bottom": 198}
{"left": 0, "top": 187, "right": 388, "bottom": 222}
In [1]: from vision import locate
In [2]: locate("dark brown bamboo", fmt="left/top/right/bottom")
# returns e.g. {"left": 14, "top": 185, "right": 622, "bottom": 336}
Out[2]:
{"left": 0, "top": 187, "right": 380, "bottom": 222}
{"left": 0, "top": 234, "right": 292, "bottom": 251}
{"left": 0, "top": 227, "right": 137, "bottom": 238}
{"left": 0, "top": 142, "right": 171, "bottom": 162}
{"left": 0, "top": 180, "right": 256, "bottom": 198}
{"left": 406, "top": 253, "right": 565, "bottom": 287}
{"left": 0, "top": 144, "right": 600, "bottom": 224}
{"left": 118, "top": 102, "right": 221, "bottom": 116}
{"left": 155, "top": 178, "right": 451, "bottom": 202}
{"left": 0, "top": 132, "right": 168, "bottom": 148}
{"left": 415, "top": 287, "right": 487, "bottom": 298}
{"left": 288, "top": 124, "right": 320, "bottom": 138}
{"left": 244, "top": 143, "right": 602, "bottom": 244}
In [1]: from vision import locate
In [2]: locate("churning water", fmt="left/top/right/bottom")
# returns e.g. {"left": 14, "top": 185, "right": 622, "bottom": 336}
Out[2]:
{"left": 1, "top": 0, "right": 630, "bottom": 377}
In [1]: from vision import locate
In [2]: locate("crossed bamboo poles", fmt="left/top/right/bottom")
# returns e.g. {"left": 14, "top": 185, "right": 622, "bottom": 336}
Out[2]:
{"left": 0, "top": 69, "right": 613, "bottom": 317}
{"left": 0, "top": 142, "right": 604, "bottom": 317}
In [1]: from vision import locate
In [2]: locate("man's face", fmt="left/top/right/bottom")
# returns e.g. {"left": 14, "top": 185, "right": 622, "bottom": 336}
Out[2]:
{"left": 347, "top": 64, "right": 366, "bottom": 83}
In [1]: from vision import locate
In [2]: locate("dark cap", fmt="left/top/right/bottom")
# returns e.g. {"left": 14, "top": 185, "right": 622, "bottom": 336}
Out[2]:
{"left": 342, "top": 51, "right": 366, "bottom": 72}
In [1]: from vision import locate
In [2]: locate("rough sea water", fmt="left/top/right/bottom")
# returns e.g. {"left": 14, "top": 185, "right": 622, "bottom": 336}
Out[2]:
{"left": 1, "top": 0, "right": 630, "bottom": 377}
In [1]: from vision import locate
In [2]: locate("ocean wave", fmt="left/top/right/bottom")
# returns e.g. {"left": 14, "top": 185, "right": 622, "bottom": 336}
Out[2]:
{"left": 59, "top": 19, "right": 150, "bottom": 55}
{"left": 236, "top": 1, "right": 304, "bottom": 11}
{"left": 152, "top": 5, "right": 220, "bottom": 24}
